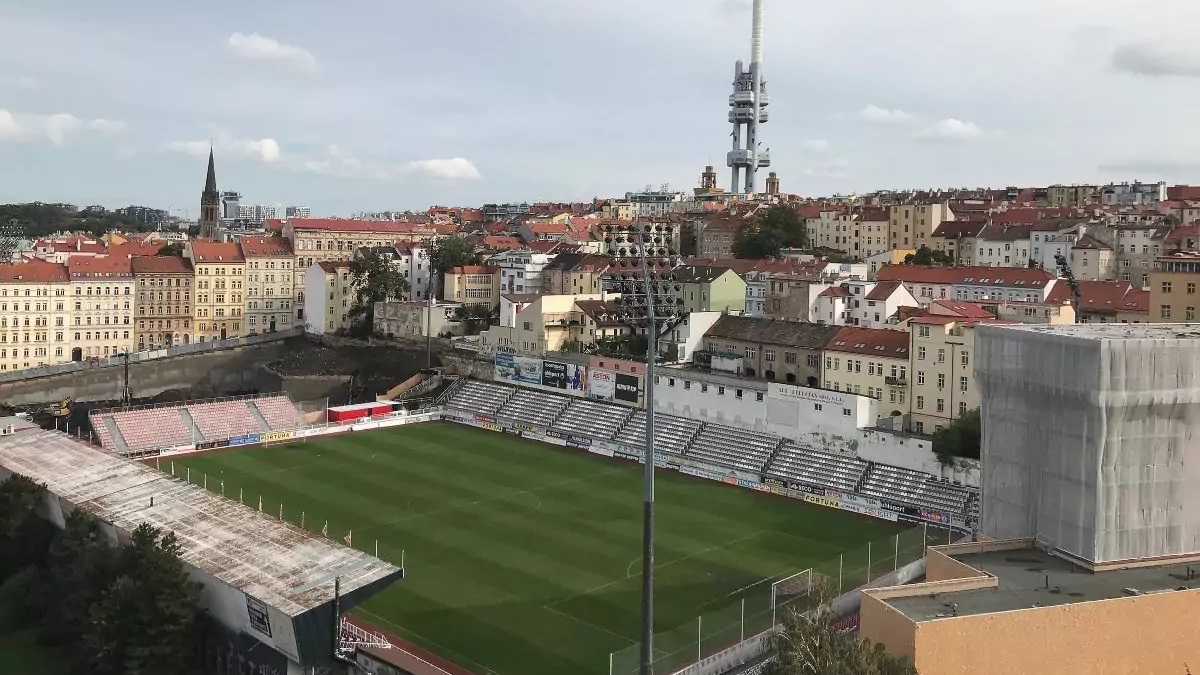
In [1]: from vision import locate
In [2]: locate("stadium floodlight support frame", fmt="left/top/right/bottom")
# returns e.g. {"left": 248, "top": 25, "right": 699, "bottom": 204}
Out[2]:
{"left": 603, "top": 221, "right": 686, "bottom": 675}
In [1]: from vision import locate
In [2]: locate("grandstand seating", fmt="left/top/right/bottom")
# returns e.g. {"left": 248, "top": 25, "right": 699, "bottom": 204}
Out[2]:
{"left": 497, "top": 388, "right": 570, "bottom": 427}
{"left": 191, "top": 401, "right": 266, "bottom": 441}
{"left": 764, "top": 441, "right": 868, "bottom": 493}
{"left": 253, "top": 396, "right": 303, "bottom": 431}
{"left": 686, "top": 423, "right": 778, "bottom": 473}
{"left": 111, "top": 408, "right": 195, "bottom": 450}
{"left": 858, "top": 464, "right": 972, "bottom": 514}
{"left": 615, "top": 410, "right": 700, "bottom": 455}
{"left": 447, "top": 380, "right": 513, "bottom": 416}
{"left": 552, "top": 398, "right": 633, "bottom": 439}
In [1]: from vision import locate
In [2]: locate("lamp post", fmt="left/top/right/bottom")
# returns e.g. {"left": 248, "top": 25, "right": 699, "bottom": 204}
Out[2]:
{"left": 603, "top": 221, "right": 686, "bottom": 675}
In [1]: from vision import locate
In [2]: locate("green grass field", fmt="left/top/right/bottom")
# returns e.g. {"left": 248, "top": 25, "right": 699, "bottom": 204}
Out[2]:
{"left": 174, "top": 422, "right": 909, "bottom": 674}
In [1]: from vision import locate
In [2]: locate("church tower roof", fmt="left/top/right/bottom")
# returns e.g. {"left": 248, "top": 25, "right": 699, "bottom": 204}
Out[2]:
{"left": 204, "top": 147, "right": 217, "bottom": 194}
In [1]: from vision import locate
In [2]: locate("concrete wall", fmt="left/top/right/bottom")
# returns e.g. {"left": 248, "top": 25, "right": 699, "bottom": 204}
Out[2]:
{"left": 0, "top": 339, "right": 299, "bottom": 406}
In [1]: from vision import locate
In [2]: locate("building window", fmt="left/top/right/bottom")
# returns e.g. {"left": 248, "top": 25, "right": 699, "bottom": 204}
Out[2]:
{"left": 917, "top": 346, "right": 926, "bottom": 360}
{"left": 1161, "top": 305, "right": 1172, "bottom": 319}
{"left": 1189, "top": 283, "right": 1197, "bottom": 295}
{"left": 959, "top": 401, "right": 968, "bottom": 415}
{"left": 960, "top": 376, "right": 968, "bottom": 391}
{"left": 1188, "top": 307, "right": 1197, "bottom": 321}
{"left": 937, "top": 373, "right": 945, "bottom": 389}
{"left": 764, "top": 349, "right": 775, "bottom": 362}
{"left": 755, "top": 392, "right": 764, "bottom": 402}
{"left": 1162, "top": 281, "right": 1173, "bottom": 294}
{"left": 937, "top": 398, "right": 945, "bottom": 413}
{"left": 917, "top": 371, "right": 925, "bottom": 385}
{"left": 718, "top": 386, "right": 725, "bottom": 395}
{"left": 814, "top": 403, "right": 823, "bottom": 411}
{"left": 806, "top": 354, "right": 819, "bottom": 368}
{"left": 735, "top": 389, "right": 743, "bottom": 399}
{"left": 916, "top": 395, "right": 924, "bottom": 410}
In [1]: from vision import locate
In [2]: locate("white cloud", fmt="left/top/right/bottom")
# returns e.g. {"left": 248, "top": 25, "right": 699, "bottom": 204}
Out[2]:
{"left": 227, "top": 32, "right": 317, "bottom": 74}
{"left": 165, "top": 134, "right": 281, "bottom": 164}
{"left": 0, "top": 109, "right": 124, "bottom": 146}
{"left": 918, "top": 118, "right": 984, "bottom": 142}
{"left": 857, "top": 104, "right": 913, "bottom": 124}
{"left": 166, "top": 135, "right": 480, "bottom": 181}
{"left": 1111, "top": 41, "right": 1200, "bottom": 77}
{"left": 801, "top": 157, "right": 850, "bottom": 179}
{"left": 800, "top": 139, "right": 831, "bottom": 153}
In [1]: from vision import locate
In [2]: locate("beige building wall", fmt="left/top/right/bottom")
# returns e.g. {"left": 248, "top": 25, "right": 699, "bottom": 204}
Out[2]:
{"left": 822, "top": 351, "right": 909, "bottom": 411}
{"left": 0, "top": 269, "right": 72, "bottom": 371}
{"left": 1150, "top": 256, "right": 1200, "bottom": 322}
{"left": 908, "top": 320, "right": 981, "bottom": 433}
{"left": 890, "top": 202, "right": 952, "bottom": 250}
{"left": 185, "top": 243, "right": 246, "bottom": 342}
{"left": 478, "top": 294, "right": 603, "bottom": 355}
{"left": 69, "top": 260, "right": 136, "bottom": 359}
{"left": 131, "top": 257, "right": 194, "bottom": 350}
{"left": 444, "top": 266, "right": 500, "bottom": 307}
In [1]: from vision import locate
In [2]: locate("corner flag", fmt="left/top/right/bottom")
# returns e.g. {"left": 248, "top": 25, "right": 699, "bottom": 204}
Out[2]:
{"left": 344, "top": 531, "right": 352, "bottom": 547}
{"left": 321, "top": 520, "right": 328, "bottom": 537}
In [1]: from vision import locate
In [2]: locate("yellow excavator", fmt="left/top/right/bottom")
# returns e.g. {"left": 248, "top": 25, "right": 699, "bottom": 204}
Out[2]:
{"left": 46, "top": 398, "right": 71, "bottom": 418}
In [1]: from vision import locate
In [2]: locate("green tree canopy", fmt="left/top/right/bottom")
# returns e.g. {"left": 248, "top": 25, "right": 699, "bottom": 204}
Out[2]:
{"left": 933, "top": 408, "right": 981, "bottom": 464}
{"left": 732, "top": 205, "right": 809, "bottom": 258}
{"left": 765, "top": 582, "right": 917, "bottom": 675}
{"left": 902, "top": 245, "right": 953, "bottom": 266}
{"left": 428, "top": 236, "right": 480, "bottom": 298}
{"left": 0, "top": 203, "right": 160, "bottom": 238}
{"left": 347, "top": 249, "right": 411, "bottom": 336}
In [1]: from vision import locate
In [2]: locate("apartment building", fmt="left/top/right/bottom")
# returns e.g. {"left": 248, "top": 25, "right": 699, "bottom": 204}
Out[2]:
{"left": 444, "top": 265, "right": 500, "bottom": 308}
{"left": 889, "top": 201, "right": 954, "bottom": 249}
{"left": 836, "top": 208, "right": 891, "bottom": 259}
{"left": 1150, "top": 252, "right": 1200, "bottom": 322}
{"left": 972, "top": 224, "right": 1031, "bottom": 268}
{"left": 697, "top": 315, "right": 839, "bottom": 385}
{"left": 303, "top": 261, "right": 355, "bottom": 335}
{"left": 813, "top": 280, "right": 918, "bottom": 329}
{"left": 1073, "top": 281, "right": 1148, "bottom": 324}
{"left": 131, "top": 255, "right": 194, "bottom": 350}
{"left": 1113, "top": 222, "right": 1172, "bottom": 288}
{"left": 674, "top": 265, "right": 747, "bottom": 313}
{"left": 1046, "top": 184, "right": 1098, "bottom": 208}
{"left": 490, "top": 249, "right": 556, "bottom": 295}
{"left": 696, "top": 217, "right": 741, "bottom": 258}
{"left": 68, "top": 257, "right": 136, "bottom": 359}
{"left": 0, "top": 261, "right": 71, "bottom": 371}
{"left": 875, "top": 265, "right": 1057, "bottom": 306}
{"left": 764, "top": 272, "right": 837, "bottom": 322}
{"left": 477, "top": 293, "right": 605, "bottom": 355}
{"left": 185, "top": 240, "right": 245, "bottom": 342}
{"left": 239, "top": 236, "right": 295, "bottom": 334}
{"left": 541, "top": 253, "right": 609, "bottom": 296}
{"left": 907, "top": 316, "right": 1012, "bottom": 433}
{"left": 1070, "top": 234, "right": 1116, "bottom": 281}
{"left": 821, "top": 326, "right": 910, "bottom": 412}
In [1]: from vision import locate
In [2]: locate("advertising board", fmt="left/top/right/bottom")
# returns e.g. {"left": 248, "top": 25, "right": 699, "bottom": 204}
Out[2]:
{"left": 479, "top": 422, "right": 502, "bottom": 433}
{"left": 541, "top": 360, "right": 586, "bottom": 394}
{"left": 260, "top": 431, "right": 292, "bottom": 443}
{"left": 615, "top": 373, "right": 641, "bottom": 404}
{"left": 566, "top": 435, "right": 592, "bottom": 450}
{"left": 494, "top": 353, "right": 543, "bottom": 387}
{"left": 588, "top": 369, "right": 615, "bottom": 400}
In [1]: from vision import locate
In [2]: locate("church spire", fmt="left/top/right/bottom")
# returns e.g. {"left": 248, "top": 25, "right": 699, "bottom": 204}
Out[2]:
{"left": 204, "top": 147, "right": 218, "bottom": 194}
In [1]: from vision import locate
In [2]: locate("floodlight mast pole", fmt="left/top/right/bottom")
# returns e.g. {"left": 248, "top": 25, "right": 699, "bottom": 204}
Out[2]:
{"left": 604, "top": 220, "right": 683, "bottom": 675}
{"left": 640, "top": 250, "right": 656, "bottom": 675}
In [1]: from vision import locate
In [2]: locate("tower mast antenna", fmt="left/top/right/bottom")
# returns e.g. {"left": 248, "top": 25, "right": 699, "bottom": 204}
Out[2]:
{"left": 726, "top": 0, "right": 770, "bottom": 195}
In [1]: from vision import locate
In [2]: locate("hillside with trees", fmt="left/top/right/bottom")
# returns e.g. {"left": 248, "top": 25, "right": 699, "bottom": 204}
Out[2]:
{"left": 0, "top": 203, "right": 160, "bottom": 238}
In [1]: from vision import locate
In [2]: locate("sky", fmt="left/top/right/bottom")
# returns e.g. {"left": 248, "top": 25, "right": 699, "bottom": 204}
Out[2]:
{"left": 3, "top": 0, "right": 1200, "bottom": 216}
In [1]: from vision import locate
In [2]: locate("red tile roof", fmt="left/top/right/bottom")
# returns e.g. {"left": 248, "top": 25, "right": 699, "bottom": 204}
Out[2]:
{"left": 481, "top": 235, "right": 522, "bottom": 250}
{"left": 875, "top": 265, "right": 1053, "bottom": 288}
{"left": 289, "top": 218, "right": 425, "bottom": 233}
{"left": 239, "top": 236, "right": 294, "bottom": 257}
{"left": 1168, "top": 185, "right": 1200, "bottom": 201}
{"left": 0, "top": 261, "right": 69, "bottom": 283}
{"left": 825, "top": 326, "right": 910, "bottom": 358}
{"left": 68, "top": 256, "right": 133, "bottom": 278}
{"left": 1072, "top": 234, "right": 1111, "bottom": 250}
{"left": 107, "top": 240, "right": 167, "bottom": 258}
{"left": 1060, "top": 281, "right": 1150, "bottom": 315}
{"left": 863, "top": 280, "right": 906, "bottom": 301}
{"left": 188, "top": 240, "right": 245, "bottom": 263}
{"left": 818, "top": 286, "right": 851, "bottom": 299}
{"left": 131, "top": 256, "right": 193, "bottom": 275}
{"left": 448, "top": 265, "right": 496, "bottom": 275}
{"left": 932, "top": 220, "right": 984, "bottom": 239}
{"left": 315, "top": 260, "right": 351, "bottom": 274}
{"left": 929, "top": 299, "right": 995, "bottom": 319}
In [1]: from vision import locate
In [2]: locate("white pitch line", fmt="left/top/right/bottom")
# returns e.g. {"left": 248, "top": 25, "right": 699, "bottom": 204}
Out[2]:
{"left": 541, "top": 604, "right": 637, "bottom": 646}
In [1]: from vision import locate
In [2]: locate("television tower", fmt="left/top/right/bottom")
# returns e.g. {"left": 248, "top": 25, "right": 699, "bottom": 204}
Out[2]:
{"left": 727, "top": 0, "right": 770, "bottom": 194}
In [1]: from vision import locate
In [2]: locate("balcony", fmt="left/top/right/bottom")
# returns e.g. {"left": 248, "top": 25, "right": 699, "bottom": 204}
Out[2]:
{"left": 543, "top": 312, "right": 584, "bottom": 328}
{"left": 885, "top": 376, "right": 907, "bottom": 386}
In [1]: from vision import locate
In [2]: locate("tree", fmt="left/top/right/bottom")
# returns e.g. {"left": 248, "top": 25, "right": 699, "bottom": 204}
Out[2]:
{"left": 0, "top": 474, "right": 55, "bottom": 579}
{"left": 932, "top": 408, "right": 981, "bottom": 464}
{"left": 40, "top": 510, "right": 118, "bottom": 647}
{"left": 452, "top": 303, "right": 495, "bottom": 335}
{"left": 160, "top": 242, "right": 185, "bottom": 256}
{"left": 733, "top": 205, "right": 809, "bottom": 258}
{"left": 902, "top": 245, "right": 953, "bottom": 266}
{"left": 347, "top": 249, "right": 411, "bottom": 337}
{"left": 428, "top": 236, "right": 480, "bottom": 298}
{"left": 765, "top": 582, "right": 917, "bottom": 675}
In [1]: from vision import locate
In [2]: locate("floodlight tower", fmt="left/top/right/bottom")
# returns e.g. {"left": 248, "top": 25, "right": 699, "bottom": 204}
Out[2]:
{"left": 603, "top": 222, "right": 687, "bottom": 675}
{"left": 727, "top": 0, "right": 770, "bottom": 194}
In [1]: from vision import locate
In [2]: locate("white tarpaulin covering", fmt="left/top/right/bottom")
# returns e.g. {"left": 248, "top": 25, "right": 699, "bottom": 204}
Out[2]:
{"left": 976, "top": 323, "right": 1200, "bottom": 564}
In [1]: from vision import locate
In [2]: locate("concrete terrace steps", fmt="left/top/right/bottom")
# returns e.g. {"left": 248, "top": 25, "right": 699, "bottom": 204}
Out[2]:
{"left": 246, "top": 400, "right": 272, "bottom": 432}
{"left": 102, "top": 415, "right": 129, "bottom": 453}
{"left": 179, "top": 406, "right": 205, "bottom": 443}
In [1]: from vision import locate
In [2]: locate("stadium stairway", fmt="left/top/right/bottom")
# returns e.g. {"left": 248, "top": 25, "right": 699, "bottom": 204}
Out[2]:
{"left": 436, "top": 376, "right": 467, "bottom": 405}
{"left": 246, "top": 401, "right": 271, "bottom": 432}
{"left": 102, "top": 416, "right": 130, "bottom": 454}
{"left": 765, "top": 436, "right": 787, "bottom": 467}
{"left": 179, "top": 406, "right": 207, "bottom": 442}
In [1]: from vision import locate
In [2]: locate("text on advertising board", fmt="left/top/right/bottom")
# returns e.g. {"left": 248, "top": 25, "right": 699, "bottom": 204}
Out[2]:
{"left": 615, "top": 373, "right": 640, "bottom": 403}
{"left": 770, "top": 383, "right": 847, "bottom": 406}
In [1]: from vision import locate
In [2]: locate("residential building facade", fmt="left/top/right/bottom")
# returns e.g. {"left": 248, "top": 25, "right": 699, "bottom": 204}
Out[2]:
{"left": 131, "top": 256, "right": 194, "bottom": 350}
{"left": 821, "top": 326, "right": 910, "bottom": 413}
{"left": 907, "top": 316, "right": 1010, "bottom": 433}
{"left": 444, "top": 265, "right": 500, "bottom": 308}
{"left": 68, "top": 257, "right": 136, "bottom": 359}
{"left": 698, "top": 315, "right": 839, "bottom": 385}
{"left": 185, "top": 240, "right": 245, "bottom": 342}
{"left": 0, "top": 262, "right": 71, "bottom": 370}
{"left": 239, "top": 236, "right": 295, "bottom": 334}
{"left": 303, "top": 261, "right": 355, "bottom": 335}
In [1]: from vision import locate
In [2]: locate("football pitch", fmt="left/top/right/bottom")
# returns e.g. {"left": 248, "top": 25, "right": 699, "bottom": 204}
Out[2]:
{"left": 175, "top": 422, "right": 910, "bottom": 674}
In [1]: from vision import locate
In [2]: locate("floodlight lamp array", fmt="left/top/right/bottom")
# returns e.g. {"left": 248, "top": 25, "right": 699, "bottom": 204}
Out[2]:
{"left": 602, "top": 222, "right": 687, "bottom": 333}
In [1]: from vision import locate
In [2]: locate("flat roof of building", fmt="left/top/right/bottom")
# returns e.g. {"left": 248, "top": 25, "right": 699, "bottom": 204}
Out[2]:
{"left": 0, "top": 429, "right": 401, "bottom": 617}
{"left": 888, "top": 547, "right": 1200, "bottom": 622}
{"left": 980, "top": 322, "right": 1200, "bottom": 341}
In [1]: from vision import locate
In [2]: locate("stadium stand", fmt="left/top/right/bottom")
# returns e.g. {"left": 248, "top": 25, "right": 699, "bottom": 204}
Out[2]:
{"left": 497, "top": 388, "right": 570, "bottom": 427}
{"left": 442, "top": 378, "right": 979, "bottom": 523}
{"left": 858, "top": 463, "right": 973, "bottom": 514}
{"left": 687, "top": 423, "right": 779, "bottom": 473}
{"left": 615, "top": 409, "right": 701, "bottom": 455}
{"left": 90, "top": 394, "right": 306, "bottom": 453}
{"left": 447, "top": 380, "right": 513, "bottom": 416}
{"left": 764, "top": 441, "right": 868, "bottom": 493}
{"left": 552, "top": 398, "right": 633, "bottom": 439}
{"left": 252, "top": 397, "right": 303, "bottom": 431}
